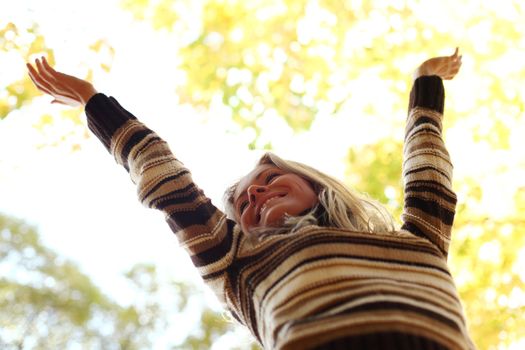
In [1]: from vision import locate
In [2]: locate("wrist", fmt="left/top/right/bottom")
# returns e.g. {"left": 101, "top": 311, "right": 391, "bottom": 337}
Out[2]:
{"left": 79, "top": 86, "right": 98, "bottom": 106}
{"left": 413, "top": 66, "right": 429, "bottom": 81}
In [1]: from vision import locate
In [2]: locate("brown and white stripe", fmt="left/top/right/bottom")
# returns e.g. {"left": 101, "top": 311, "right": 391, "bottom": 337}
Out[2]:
{"left": 85, "top": 75, "right": 475, "bottom": 349}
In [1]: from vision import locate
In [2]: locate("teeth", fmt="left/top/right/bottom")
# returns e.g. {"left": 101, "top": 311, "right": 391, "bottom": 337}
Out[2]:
{"left": 260, "top": 196, "right": 279, "bottom": 214}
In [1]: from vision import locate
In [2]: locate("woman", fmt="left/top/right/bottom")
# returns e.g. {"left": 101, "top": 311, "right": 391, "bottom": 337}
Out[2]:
{"left": 27, "top": 48, "right": 475, "bottom": 349}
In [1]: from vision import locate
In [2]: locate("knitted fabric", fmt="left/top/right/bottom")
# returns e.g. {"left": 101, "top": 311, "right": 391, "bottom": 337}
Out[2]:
{"left": 85, "top": 76, "right": 475, "bottom": 350}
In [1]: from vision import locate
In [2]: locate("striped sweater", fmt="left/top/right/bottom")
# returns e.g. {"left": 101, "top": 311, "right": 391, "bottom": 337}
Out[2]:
{"left": 85, "top": 76, "right": 475, "bottom": 349}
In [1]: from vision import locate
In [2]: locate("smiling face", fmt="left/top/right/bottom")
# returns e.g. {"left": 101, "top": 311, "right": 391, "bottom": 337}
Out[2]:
{"left": 233, "top": 164, "right": 319, "bottom": 234}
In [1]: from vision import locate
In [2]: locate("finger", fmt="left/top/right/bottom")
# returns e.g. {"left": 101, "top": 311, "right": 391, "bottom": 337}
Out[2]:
{"left": 26, "top": 62, "right": 39, "bottom": 79}
{"left": 28, "top": 63, "right": 79, "bottom": 102}
{"left": 27, "top": 64, "right": 55, "bottom": 95}
{"left": 35, "top": 58, "right": 80, "bottom": 98}
{"left": 35, "top": 58, "right": 57, "bottom": 85}
{"left": 36, "top": 57, "right": 54, "bottom": 79}
{"left": 42, "top": 56, "right": 53, "bottom": 70}
{"left": 37, "top": 57, "right": 81, "bottom": 100}
{"left": 53, "top": 96, "right": 81, "bottom": 107}
{"left": 26, "top": 62, "right": 39, "bottom": 78}
{"left": 51, "top": 99, "right": 69, "bottom": 106}
{"left": 27, "top": 70, "right": 48, "bottom": 93}
{"left": 42, "top": 57, "right": 59, "bottom": 78}
{"left": 28, "top": 66, "right": 54, "bottom": 94}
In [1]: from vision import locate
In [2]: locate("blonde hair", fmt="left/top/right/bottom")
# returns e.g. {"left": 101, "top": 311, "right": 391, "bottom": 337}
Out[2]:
{"left": 224, "top": 152, "right": 396, "bottom": 237}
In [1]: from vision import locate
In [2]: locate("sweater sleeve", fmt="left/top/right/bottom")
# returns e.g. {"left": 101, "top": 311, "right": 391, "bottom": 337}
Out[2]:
{"left": 85, "top": 94, "right": 240, "bottom": 303}
{"left": 401, "top": 76, "right": 458, "bottom": 258}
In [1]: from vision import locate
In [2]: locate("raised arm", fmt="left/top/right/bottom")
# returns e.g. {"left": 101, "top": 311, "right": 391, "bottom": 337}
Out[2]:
{"left": 401, "top": 49, "right": 462, "bottom": 258}
{"left": 27, "top": 58, "right": 241, "bottom": 303}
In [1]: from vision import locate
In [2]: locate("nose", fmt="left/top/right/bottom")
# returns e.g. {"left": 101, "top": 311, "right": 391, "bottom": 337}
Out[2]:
{"left": 247, "top": 185, "right": 267, "bottom": 204}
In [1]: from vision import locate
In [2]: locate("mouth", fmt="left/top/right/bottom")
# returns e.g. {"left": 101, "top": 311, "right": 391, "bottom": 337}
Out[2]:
{"left": 256, "top": 194, "right": 286, "bottom": 223}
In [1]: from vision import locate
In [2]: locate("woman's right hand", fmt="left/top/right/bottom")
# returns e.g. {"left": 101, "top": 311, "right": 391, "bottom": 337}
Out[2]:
{"left": 27, "top": 57, "right": 98, "bottom": 107}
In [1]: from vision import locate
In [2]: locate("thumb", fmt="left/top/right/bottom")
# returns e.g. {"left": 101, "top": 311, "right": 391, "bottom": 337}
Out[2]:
{"left": 51, "top": 99, "right": 66, "bottom": 105}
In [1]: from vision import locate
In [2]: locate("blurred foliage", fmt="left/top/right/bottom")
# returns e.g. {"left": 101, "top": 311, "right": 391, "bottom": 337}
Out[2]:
{"left": 0, "top": 22, "right": 53, "bottom": 119}
{"left": 120, "top": 0, "right": 524, "bottom": 148}
{"left": 0, "top": 213, "right": 259, "bottom": 349}
{"left": 450, "top": 184, "right": 525, "bottom": 349}
{"left": 346, "top": 139, "right": 404, "bottom": 223}
{"left": 0, "top": 213, "right": 157, "bottom": 349}
{"left": 1, "top": 22, "right": 114, "bottom": 152}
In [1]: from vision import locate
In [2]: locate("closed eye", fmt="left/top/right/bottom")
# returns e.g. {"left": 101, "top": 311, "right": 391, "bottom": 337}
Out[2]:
{"left": 239, "top": 201, "right": 248, "bottom": 214}
{"left": 265, "top": 173, "right": 280, "bottom": 184}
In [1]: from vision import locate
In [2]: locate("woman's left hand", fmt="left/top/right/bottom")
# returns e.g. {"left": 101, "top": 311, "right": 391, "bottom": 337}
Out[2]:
{"left": 413, "top": 47, "right": 462, "bottom": 81}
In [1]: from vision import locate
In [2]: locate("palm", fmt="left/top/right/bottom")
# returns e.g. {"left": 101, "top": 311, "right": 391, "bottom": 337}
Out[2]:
{"left": 49, "top": 72, "right": 91, "bottom": 106}
{"left": 27, "top": 57, "right": 97, "bottom": 107}
{"left": 415, "top": 48, "right": 462, "bottom": 80}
